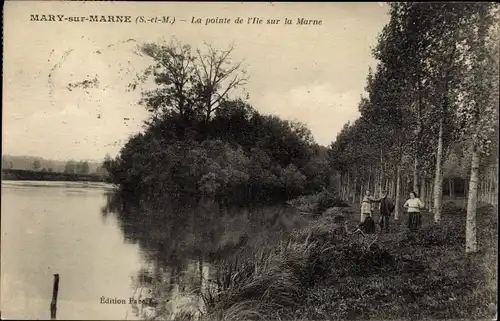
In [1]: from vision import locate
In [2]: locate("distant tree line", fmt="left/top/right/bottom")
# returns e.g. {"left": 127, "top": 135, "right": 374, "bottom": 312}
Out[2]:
{"left": 1, "top": 155, "right": 108, "bottom": 178}
{"left": 104, "top": 40, "right": 331, "bottom": 206}
{"left": 63, "top": 160, "right": 90, "bottom": 174}
{"left": 1, "top": 168, "right": 105, "bottom": 182}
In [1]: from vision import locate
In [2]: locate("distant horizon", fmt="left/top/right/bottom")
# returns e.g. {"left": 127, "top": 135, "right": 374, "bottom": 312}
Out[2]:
{"left": 2, "top": 140, "right": 331, "bottom": 162}
{"left": 2, "top": 153, "right": 106, "bottom": 164}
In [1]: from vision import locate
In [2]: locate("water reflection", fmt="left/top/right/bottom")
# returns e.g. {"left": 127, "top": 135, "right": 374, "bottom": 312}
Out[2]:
{"left": 1, "top": 182, "right": 143, "bottom": 320}
{"left": 101, "top": 192, "right": 308, "bottom": 319}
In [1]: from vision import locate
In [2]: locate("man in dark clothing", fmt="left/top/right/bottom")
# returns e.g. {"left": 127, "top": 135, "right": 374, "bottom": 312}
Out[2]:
{"left": 378, "top": 190, "right": 395, "bottom": 233}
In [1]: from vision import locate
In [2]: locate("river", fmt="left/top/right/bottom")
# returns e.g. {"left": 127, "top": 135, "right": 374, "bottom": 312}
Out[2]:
{"left": 1, "top": 181, "right": 145, "bottom": 320}
{"left": 1, "top": 180, "right": 306, "bottom": 320}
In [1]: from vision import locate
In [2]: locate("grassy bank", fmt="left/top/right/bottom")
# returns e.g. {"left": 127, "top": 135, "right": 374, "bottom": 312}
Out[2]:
{"left": 156, "top": 199, "right": 497, "bottom": 321}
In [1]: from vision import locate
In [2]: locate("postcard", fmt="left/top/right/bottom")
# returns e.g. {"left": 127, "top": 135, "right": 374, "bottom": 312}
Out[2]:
{"left": 2, "top": 1, "right": 498, "bottom": 320}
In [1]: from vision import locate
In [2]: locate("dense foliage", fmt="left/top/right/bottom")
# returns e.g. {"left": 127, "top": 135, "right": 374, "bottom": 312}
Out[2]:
{"left": 104, "top": 41, "right": 331, "bottom": 205}
{"left": 105, "top": 105, "right": 330, "bottom": 205}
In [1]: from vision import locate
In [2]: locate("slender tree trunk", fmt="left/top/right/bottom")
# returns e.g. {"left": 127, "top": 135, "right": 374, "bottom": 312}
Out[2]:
{"left": 495, "top": 160, "right": 499, "bottom": 207}
{"left": 427, "top": 183, "right": 430, "bottom": 211}
{"left": 488, "top": 167, "right": 492, "bottom": 204}
{"left": 359, "top": 179, "right": 364, "bottom": 222}
{"left": 359, "top": 179, "right": 363, "bottom": 204}
{"left": 478, "top": 181, "right": 482, "bottom": 203}
{"left": 367, "top": 166, "right": 372, "bottom": 192}
{"left": 390, "top": 172, "right": 396, "bottom": 199}
{"left": 433, "top": 118, "right": 444, "bottom": 223}
{"left": 414, "top": 76, "right": 422, "bottom": 198}
{"left": 354, "top": 178, "right": 358, "bottom": 204}
{"left": 343, "top": 174, "right": 346, "bottom": 198}
{"left": 395, "top": 161, "right": 402, "bottom": 220}
{"left": 483, "top": 171, "right": 486, "bottom": 204}
{"left": 351, "top": 178, "right": 355, "bottom": 204}
{"left": 429, "top": 181, "right": 434, "bottom": 213}
{"left": 490, "top": 168, "right": 494, "bottom": 205}
{"left": 199, "top": 256, "right": 204, "bottom": 293}
{"left": 488, "top": 170, "right": 492, "bottom": 204}
{"left": 425, "top": 180, "right": 430, "bottom": 208}
{"left": 414, "top": 158, "right": 419, "bottom": 195}
{"left": 482, "top": 177, "right": 485, "bottom": 203}
{"left": 378, "top": 148, "right": 384, "bottom": 197}
{"left": 478, "top": 181, "right": 481, "bottom": 203}
{"left": 340, "top": 174, "right": 345, "bottom": 200}
{"left": 466, "top": 148, "right": 480, "bottom": 253}
{"left": 403, "top": 174, "right": 408, "bottom": 198}
{"left": 488, "top": 169, "right": 493, "bottom": 204}
{"left": 484, "top": 173, "right": 487, "bottom": 204}
{"left": 346, "top": 170, "right": 351, "bottom": 202}
{"left": 420, "top": 178, "right": 426, "bottom": 207}
{"left": 449, "top": 179, "right": 453, "bottom": 198}
{"left": 351, "top": 177, "right": 356, "bottom": 204}
{"left": 483, "top": 180, "right": 486, "bottom": 203}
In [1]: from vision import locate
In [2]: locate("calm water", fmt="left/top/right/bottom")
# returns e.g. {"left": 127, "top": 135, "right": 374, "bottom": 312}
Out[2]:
{"left": 1, "top": 181, "right": 146, "bottom": 320}
{"left": 1, "top": 181, "right": 305, "bottom": 320}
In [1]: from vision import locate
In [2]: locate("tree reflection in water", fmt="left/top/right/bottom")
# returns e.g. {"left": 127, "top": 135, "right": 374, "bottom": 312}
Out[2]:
{"left": 101, "top": 191, "right": 307, "bottom": 319}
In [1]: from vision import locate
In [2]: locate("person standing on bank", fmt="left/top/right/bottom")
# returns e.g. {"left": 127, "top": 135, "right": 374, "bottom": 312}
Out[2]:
{"left": 404, "top": 191, "right": 424, "bottom": 232}
{"left": 360, "top": 190, "right": 383, "bottom": 234}
{"left": 378, "top": 190, "right": 395, "bottom": 233}
{"left": 360, "top": 190, "right": 377, "bottom": 223}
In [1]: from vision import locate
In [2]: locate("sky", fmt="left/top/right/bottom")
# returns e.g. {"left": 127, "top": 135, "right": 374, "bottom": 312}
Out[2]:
{"left": 3, "top": 1, "right": 390, "bottom": 161}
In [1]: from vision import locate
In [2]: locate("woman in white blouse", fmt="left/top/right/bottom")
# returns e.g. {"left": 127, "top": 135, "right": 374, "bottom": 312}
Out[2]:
{"left": 404, "top": 191, "right": 424, "bottom": 232}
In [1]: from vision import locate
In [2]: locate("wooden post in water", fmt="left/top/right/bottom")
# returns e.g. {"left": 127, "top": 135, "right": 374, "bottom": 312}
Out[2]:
{"left": 50, "top": 274, "right": 59, "bottom": 320}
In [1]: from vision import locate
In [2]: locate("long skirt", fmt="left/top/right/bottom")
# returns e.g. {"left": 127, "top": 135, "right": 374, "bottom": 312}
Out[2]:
{"left": 408, "top": 212, "right": 422, "bottom": 231}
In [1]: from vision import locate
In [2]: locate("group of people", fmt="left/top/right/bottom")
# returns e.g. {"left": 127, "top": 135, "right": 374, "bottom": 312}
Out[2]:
{"left": 359, "top": 190, "right": 425, "bottom": 234}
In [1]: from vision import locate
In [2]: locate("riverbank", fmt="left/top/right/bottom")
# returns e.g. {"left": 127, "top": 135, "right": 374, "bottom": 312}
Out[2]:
{"left": 152, "top": 199, "right": 497, "bottom": 320}
{"left": 1, "top": 180, "right": 116, "bottom": 191}
{"left": 1, "top": 169, "right": 106, "bottom": 182}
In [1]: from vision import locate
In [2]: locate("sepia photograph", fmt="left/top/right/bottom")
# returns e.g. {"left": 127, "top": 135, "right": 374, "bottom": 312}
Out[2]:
{"left": 2, "top": 1, "right": 499, "bottom": 320}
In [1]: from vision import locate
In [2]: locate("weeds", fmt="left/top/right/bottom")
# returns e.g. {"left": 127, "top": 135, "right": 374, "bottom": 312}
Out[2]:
{"left": 152, "top": 200, "right": 497, "bottom": 321}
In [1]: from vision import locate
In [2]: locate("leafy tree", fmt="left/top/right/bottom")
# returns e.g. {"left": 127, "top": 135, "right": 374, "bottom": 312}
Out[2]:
{"left": 64, "top": 160, "right": 77, "bottom": 174}
{"left": 130, "top": 39, "right": 247, "bottom": 138}
{"left": 76, "top": 161, "right": 90, "bottom": 174}
{"left": 456, "top": 3, "right": 499, "bottom": 253}
{"left": 32, "top": 160, "right": 41, "bottom": 171}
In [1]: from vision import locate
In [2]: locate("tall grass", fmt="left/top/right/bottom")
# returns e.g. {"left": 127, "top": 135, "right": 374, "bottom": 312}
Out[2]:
{"left": 152, "top": 200, "right": 497, "bottom": 321}
{"left": 201, "top": 240, "right": 316, "bottom": 321}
